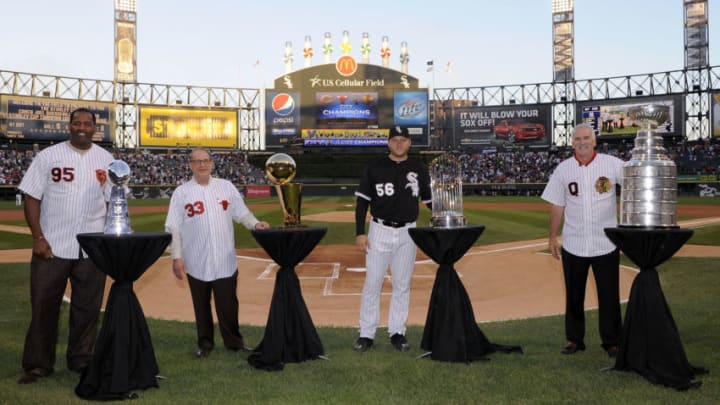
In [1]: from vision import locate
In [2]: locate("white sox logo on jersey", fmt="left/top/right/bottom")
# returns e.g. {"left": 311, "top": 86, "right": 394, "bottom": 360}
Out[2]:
{"left": 405, "top": 172, "right": 419, "bottom": 197}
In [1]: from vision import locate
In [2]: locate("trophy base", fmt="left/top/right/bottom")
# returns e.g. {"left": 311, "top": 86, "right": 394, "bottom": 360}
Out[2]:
{"left": 430, "top": 216, "right": 467, "bottom": 228}
{"left": 104, "top": 222, "right": 133, "bottom": 235}
{"left": 618, "top": 224, "right": 680, "bottom": 230}
{"left": 277, "top": 223, "right": 307, "bottom": 229}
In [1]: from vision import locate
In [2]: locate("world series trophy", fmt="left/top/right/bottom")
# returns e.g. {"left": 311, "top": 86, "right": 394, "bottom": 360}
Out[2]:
{"left": 265, "top": 153, "right": 303, "bottom": 228}
{"left": 104, "top": 160, "right": 133, "bottom": 235}
{"left": 429, "top": 153, "right": 467, "bottom": 228}
{"left": 620, "top": 105, "right": 678, "bottom": 228}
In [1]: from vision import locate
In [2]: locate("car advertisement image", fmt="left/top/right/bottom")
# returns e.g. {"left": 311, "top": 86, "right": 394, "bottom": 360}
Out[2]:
{"left": 454, "top": 104, "right": 552, "bottom": 147}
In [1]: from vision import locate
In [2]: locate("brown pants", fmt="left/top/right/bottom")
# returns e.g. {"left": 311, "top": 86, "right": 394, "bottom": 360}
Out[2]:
{"left": 187, "top": 270, "right": 244, "bottom": 351}
{"left": 21, "top": 255, "right": 106, "bottom": 373}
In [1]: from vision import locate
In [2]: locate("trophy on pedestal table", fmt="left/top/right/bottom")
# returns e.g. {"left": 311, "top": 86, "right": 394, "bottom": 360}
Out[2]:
{"left": 265, "top": 153, "right": 303, "bottom": 228}
{"left": 620, "top": 105, "right": 678, "bottom": 228}
{"left": 104, "top": 160, "right": 133, "bottom": 235}
{"left": 429, "top": 153, "right": 467, "bottom": 228}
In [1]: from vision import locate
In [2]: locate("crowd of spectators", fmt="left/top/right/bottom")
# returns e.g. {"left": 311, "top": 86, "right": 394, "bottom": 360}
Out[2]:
{"left": 1, "top": 139, "right": 718, "bottom": 187}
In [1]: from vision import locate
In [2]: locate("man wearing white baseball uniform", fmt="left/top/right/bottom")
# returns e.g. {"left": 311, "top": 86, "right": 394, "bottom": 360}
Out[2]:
{"left": 165, "top": 149, "right": 269, "bottom": 358}
{"left": 541, "top": 123, "right": 624, "bottom": 358}
{"left": 17, "top": 108, "right": 113, "bottom": 384}
{"left": 353, "top": 126, "right": 431, "bottom": 352}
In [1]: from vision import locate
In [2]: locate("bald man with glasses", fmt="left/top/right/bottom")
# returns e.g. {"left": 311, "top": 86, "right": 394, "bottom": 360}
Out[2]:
{"left": 165, "top": 148, "right": 269, "bottom": 358}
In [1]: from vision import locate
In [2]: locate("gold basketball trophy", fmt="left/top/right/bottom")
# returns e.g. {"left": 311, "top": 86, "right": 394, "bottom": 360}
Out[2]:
{"left": 265, "top": 153, "right": 303, "bottom": 228}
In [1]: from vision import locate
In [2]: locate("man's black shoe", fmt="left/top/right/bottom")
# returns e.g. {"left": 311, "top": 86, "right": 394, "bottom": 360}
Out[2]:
{"left": 605, "top": 345, "right": 619, "bottom": 358}
{"left": 18, "top": 368, "right": 52, "bottom": 384}
{"left": 230, "top": 345, "right": 253, "bottom": 353}
{"left": 195, "top": 347, "right": 212, "bottom": 358}
{"left": 390, "top": 333, "right": 410, "bottom": 352}
{"left": 353, "top": 337, "right": 374, "bottom": 352}
{"left": 561, "top": 341, "right": 586, "bottom": 355}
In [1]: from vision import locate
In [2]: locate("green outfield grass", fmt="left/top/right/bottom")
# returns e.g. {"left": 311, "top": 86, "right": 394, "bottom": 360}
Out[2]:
{"left": 2, "top": 196, "right": 719, "bottom": 249}
{"left": 0, "top": 196, "right": 719, "bottom": 404}
{"left": 0, "top": 257, "right": 718, "bottom": 404}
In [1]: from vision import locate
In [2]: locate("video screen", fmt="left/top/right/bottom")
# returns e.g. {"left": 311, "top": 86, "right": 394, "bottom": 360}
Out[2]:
{"left": 577, "top": 96, "right": 683, "bottom": 137}
{"left": 315, "top": 92, "right": 378, "bottom": 126}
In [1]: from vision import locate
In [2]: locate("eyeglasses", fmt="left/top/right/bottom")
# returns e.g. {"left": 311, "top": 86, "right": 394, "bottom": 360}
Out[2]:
{"left": 190, "top": 159, "right": 212, "bottom": 165}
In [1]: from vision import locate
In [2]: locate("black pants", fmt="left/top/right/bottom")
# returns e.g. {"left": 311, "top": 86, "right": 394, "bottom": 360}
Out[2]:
{"left": 561, "top": 248, "right": 622, "bottom": 348}
{"left": 22, "top": 255, "right": 106, "bottom": 373}
{"left": 187, "top": 270, "right": 244, "bottom": 351}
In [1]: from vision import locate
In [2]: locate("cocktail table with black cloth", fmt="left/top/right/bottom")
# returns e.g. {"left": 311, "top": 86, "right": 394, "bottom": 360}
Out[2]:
{"left": 408, "top": 226, "right": 522, "bottom": 362}
{"left": 74, "top": 232, "right": 171, "bottom": 400}
{"left": 247, "top": 227, "right": 327, "bottom": 371}
{"left": 604, "top": 227, "right": 707, "bottom": 390}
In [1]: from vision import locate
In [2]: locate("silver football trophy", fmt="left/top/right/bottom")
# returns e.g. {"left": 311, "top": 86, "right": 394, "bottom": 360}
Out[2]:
{"left": 104, "top": 160, "right": 133, "bottom": 235}
{"left": 429, "top": 153, "right": 467, "bottom": 228}
{"left": 265, "top": 153, "right": 303, "bottom": 228}
{"left": 620, "top": 105, "right": 678, "bottom": 228}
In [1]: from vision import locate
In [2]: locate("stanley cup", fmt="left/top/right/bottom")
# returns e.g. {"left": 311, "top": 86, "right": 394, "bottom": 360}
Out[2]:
{"left": 104, "top": 160, "right": 133, "bottom": 235}
{"left": 429, "top": 153, "right": 467, "bottom": 228}
{"left": 620, "top": 107, "right": 678, "bottom": 228}
{"left": 265, "top": 153, "right": 303, "bottom": 228}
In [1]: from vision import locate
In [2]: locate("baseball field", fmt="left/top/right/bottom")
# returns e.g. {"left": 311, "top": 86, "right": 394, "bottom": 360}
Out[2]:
{"left": 0, "top": 195, "right": 718, "bottom": 404}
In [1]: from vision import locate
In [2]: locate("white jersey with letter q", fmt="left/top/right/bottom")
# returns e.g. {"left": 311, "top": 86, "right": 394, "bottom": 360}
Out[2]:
{"left": 541, "top": 153, "right": 624, "bottom": 257}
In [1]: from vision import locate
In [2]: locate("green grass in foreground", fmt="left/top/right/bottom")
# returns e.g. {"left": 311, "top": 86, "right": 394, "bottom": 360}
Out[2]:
{"left": 0, "top": 257, "right": 718, "bottom": 404}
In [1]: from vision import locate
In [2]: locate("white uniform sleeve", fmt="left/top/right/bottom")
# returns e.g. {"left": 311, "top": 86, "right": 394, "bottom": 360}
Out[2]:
{"left": 541, "top": 165, "right": 566, "bottom": 207}
{"left": 18, "top": 151, "right": 48, "bottom": 200}
{"left": 165, "top": 188, "right": 184, "bottom": 259}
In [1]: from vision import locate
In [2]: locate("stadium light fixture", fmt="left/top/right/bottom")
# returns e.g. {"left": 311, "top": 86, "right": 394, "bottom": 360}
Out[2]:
{"left": 552, "top": 0, "right": 573, "bottom": 14}
{"left": 115, "top": 0, "right": 137, "bottom": 12}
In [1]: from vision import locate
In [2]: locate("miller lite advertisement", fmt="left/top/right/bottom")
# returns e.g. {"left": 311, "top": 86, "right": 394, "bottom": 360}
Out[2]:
{"left": 394, "top": 91, "right": 428, "bottom": 126}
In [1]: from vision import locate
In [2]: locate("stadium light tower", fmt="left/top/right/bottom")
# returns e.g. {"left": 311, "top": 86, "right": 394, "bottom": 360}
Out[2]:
{"left": 684, "top": 0, "right": 709, "bottom": 140}
{"left": 114, "top": 0, "right": 137, "bottom": 83}
{"left": 552, "top": 0, "right": 574, "bottom": 146}
{"left": 552, "top": 0, "right": 573, "bottom": 83}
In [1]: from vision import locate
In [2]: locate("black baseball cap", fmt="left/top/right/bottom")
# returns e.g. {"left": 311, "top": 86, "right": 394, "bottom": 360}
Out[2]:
{"left": 388, "top": 126, "right": 410, "bottom": 139}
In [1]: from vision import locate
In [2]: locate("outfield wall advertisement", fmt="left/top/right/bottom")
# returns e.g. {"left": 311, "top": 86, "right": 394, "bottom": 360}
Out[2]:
{"left": 0, "top": 95, "right": 113, "bottom": 143}
{"left": 453, "top": 104, "right": 552, "bottom": 147}
{"left": 139, "top": 106, "right": 237, "bottom": 148}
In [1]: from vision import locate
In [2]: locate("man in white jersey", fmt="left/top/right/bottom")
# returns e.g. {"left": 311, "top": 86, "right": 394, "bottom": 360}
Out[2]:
{"left": 17, "top": 108, "right": 113, "bottom": 384}
{"left": 353, "top": 126, "right": 431, "bottom": 353}
{"left": 541, "top": 123, "right": 624, "bottom": 358}
{"left": 165, "top": 149, "right": 269, "bottom": 358}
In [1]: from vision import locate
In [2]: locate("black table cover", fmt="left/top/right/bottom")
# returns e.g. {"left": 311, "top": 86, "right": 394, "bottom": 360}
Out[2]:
{"left": 604, "top": 227, "right": 706, "bottom": 390}
{"left": 409, "top": 226, "right": 522, "bottom": 362}
{"left": 247, "top": 227, "right": 327, "bottom": 371}
{"left": 75, "top": 232, "right": 171, "bottom": 400}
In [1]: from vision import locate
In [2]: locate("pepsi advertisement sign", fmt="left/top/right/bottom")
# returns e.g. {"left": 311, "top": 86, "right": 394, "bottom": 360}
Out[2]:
{"left": 393, "top": 91, "right": 428, "bottom": 126}
{"left": 266, "top": 91, "right": 300, "bottom": 127}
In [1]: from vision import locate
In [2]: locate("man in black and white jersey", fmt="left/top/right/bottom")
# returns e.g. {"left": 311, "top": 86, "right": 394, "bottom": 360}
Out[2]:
{"left": 541, "top": 123, "right": 624, "bottom": 358}
{"left": 17, "top": 108, "right": 114, "bottom": 384}
{"left": 353, "top": 126, "right": 431, "bottom": 352}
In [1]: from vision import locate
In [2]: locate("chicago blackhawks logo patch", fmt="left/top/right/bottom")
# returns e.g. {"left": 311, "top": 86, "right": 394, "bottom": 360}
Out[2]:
{"left": 595, "top": 176, "right": 612, "bottom": 193}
